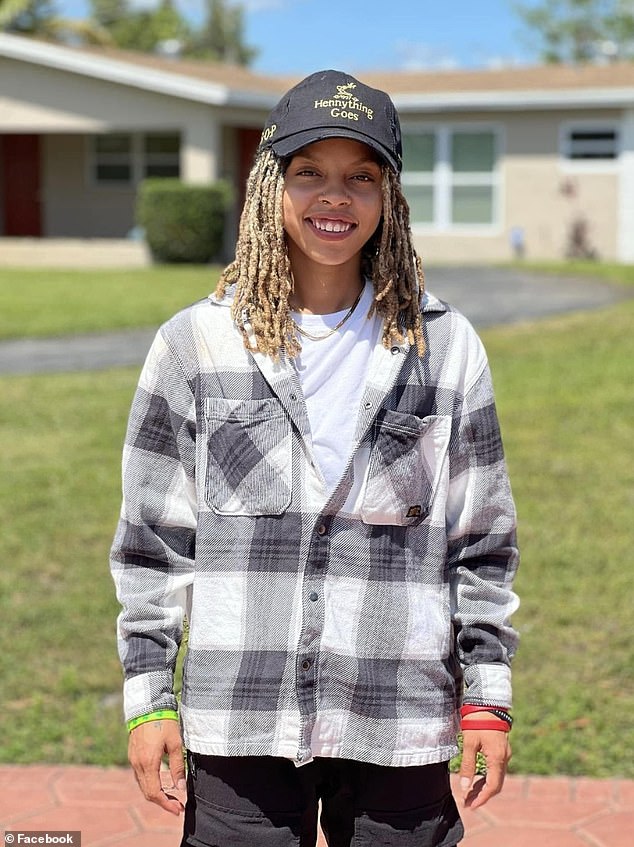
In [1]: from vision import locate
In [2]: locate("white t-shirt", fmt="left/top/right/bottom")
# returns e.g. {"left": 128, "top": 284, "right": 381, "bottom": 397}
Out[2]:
{"left": 291, "top": 282, "right": 381, "bottom": 496}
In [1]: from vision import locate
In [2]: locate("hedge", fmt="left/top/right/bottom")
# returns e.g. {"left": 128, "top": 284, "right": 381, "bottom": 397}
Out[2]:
{"left": 137, "top": 178, "right": 233, "bottom": 264}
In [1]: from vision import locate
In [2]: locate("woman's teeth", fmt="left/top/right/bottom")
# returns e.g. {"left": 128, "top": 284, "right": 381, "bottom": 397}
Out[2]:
{"left": 311, "top": 219, "right": 353, "bottom": 233}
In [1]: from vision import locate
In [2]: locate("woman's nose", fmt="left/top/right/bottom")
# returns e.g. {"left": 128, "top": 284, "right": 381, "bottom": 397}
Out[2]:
{"left": 318, "top": 178, "right": 351, "bottom": 205}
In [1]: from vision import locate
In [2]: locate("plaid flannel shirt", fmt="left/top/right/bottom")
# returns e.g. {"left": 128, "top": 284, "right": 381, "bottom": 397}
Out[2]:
{"left": 110, "top": 287, "right": 519, "bottom": 768}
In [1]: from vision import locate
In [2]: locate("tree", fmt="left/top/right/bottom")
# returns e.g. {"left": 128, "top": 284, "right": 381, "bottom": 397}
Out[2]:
{"left": 88, "top": 0, "right": 257, "bottom": 63}
{"left": 89, "top": 0, "right": 188, "bottom": 54}
{"left": 514, "top": 0, "right": 634, "bottom": 63}
{"left": 0, "top": 0, "right": 57, "bottom": 32}
{"left": 0, "top": 0, "right": 111, "bottom": 43}
{"left": 183, "top": 0, "right": 258, "bottom": 64}
{"left": 2, "top": 0, "right": 259, "bottom": 63}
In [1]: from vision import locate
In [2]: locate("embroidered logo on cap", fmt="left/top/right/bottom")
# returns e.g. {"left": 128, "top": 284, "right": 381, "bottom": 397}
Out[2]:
{"left": 313, "top": 81, "right": 374, "bottom": 123}
{"left": 261, "top": 123, "right": 277, "bottom": 143}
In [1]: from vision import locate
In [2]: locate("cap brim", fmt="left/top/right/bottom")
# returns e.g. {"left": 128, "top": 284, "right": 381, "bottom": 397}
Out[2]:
{"left": 270, "top": 127, "right": 400, "bottom": 173}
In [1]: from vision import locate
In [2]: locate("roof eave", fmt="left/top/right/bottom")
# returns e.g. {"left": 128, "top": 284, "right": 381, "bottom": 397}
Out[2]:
{"left": 0, "top": 32, "right": 254, "bottom": 106}
{"left": 2, "top": 33, "right": 633, "bottom": 113}
{"left": 394, "top": 88, "right": 634, "bottom": 113}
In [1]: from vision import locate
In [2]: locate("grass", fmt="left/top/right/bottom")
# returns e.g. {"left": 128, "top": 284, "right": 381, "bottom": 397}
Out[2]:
{"left": 482, "top": 300, "right": 634, "bottom": 777}
{"left": 0, "top": 262, "right": 632, "bottom": 776}
{"left": 0, "top": 266, "right": 221, "bottom": 339}
{"left": 0, "top": 368, "right": 135, "bottom": 764}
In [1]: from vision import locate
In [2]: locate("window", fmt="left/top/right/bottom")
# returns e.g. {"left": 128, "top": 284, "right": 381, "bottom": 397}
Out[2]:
{"left": 144, "top": 134, "right": 181, "bottom": 178}
{"left": 565, "top": 127, "right": 618, "bottom": 160}
{"left": 402, "top": 126, "right": 500, "bottom": 228}
{"left": 450, "top": 131, "right": 496, "bottom": 225}
{"left": 401, "top": 133, "right": 435, "bottom": 223}
{"left": 94, "top": 134, "right": 132, "bottom": 183}
{"left": 92, "top": 133, "right": 181, "bottom": 185}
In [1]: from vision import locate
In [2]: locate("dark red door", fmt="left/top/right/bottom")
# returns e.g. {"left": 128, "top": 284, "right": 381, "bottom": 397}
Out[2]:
{"left": 237, "top": 128, "right": 263, "bottom": 208}
{"left": 1, "top": 134, "right": 42, "bottom": 236}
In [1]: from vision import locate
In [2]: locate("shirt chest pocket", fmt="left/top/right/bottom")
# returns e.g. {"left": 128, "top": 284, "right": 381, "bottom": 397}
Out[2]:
{"left": 204, "top": 397, "right": 292, "bottom": 516}
{"left": 360, "top": 411, "right": 452, "bottom": 526}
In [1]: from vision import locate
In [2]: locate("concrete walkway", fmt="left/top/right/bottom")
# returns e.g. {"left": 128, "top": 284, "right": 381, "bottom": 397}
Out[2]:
{"left": 0, "top": 238, "right": 150, "bottom": 269}
{"left": 1, "top": 765, "right": 632, "bottom": 846}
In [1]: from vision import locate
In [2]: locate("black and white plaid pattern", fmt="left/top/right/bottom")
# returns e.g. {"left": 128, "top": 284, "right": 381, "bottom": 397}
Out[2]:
{"left": 110, "top": 289, "right": 519, "bottom": 767}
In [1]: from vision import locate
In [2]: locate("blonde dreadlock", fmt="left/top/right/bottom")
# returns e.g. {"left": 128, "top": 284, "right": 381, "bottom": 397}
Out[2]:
{"left": 216, "top": 149, "right": 426, "bottom": 359}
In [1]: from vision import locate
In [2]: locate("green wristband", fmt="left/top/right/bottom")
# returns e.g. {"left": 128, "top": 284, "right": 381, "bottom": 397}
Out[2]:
{"left": 127, "top": 709, "right": 179, "bottom": 733}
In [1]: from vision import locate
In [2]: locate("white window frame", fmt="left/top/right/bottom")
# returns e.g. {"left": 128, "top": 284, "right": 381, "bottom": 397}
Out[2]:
{"left": 87, "top": 132, "right": 181, "bottom": 188}
{"left": 401, "top": 121, "right": 504, "bottom": 233}
{"left": 559, "top": 120, "right": 620, "bottom": 173}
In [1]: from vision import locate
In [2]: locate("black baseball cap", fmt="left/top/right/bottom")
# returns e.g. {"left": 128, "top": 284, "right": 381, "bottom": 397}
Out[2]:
{"left": 259, "top": 70, "right": 402, "bottom": 172}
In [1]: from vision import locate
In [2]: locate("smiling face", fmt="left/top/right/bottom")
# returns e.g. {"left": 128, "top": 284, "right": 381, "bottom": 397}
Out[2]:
{"left": 282, "top": 137, "right": 384, "bottom": 289}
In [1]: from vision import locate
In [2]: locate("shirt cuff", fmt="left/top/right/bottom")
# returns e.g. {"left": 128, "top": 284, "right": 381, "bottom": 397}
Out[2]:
{"left": 462, "top": 662, "right": 513, "bottom": 710}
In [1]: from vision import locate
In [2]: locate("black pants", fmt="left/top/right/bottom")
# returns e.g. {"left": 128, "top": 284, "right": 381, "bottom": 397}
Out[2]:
{"left": 181, "top": 753, "right": 463, "bottom": 847}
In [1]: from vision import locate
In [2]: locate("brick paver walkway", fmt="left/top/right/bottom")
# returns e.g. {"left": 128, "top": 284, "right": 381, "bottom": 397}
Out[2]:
{"left": 1, "top": 765, "right": 632, "bottom": 846}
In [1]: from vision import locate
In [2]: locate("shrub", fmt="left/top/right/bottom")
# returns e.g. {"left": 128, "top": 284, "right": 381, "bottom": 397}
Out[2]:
{"left": 137, "top": 179, "right": 233, "bottom": 264}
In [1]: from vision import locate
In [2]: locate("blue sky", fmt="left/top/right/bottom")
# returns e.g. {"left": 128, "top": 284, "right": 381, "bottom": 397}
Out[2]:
{"left": 57, "top": 0, "right": 540, "bottom": 75}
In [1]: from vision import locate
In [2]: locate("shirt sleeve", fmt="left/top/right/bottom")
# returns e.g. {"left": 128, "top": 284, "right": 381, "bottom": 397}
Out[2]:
{"left": 110, "top": 329, "right": 197, "bottom": 723}
{"left": 446, "top": 354, "right": 520, "bottom": 710}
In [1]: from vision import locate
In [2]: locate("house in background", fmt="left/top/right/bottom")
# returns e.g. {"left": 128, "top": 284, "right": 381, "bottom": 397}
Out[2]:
{"left": 1, "top": 31, "right": 633, "bottom": 263}
{"left": 0, "top": 32, "right": 282, "bottom": 256}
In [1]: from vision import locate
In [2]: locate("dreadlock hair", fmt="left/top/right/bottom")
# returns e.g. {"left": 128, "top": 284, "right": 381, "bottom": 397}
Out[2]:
{"left": 216, "top": 147, "right": 426, "bottom": 360}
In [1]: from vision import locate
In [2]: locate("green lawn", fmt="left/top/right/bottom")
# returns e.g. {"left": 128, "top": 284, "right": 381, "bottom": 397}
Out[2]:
{"left": 1, "top": 263, "right": 632, "bottom": 776}
{"left": 0, "top": 266, "right": 221, "bottom": 339}
{"left": 484, "top": 301, "right": 633, "bottom": 777}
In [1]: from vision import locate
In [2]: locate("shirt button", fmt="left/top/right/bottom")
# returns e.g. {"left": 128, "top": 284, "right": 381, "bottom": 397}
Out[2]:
{"left": 317, "top": 524, "right": 327, "bottom": 536}
{"left": 301, "top": 659, "right": 311, "bottom": 671}
{"left": 289, "top": 393, "right": 298, "bottom": 401}
{"left": 308, "top": 592, "right": 318, "bottom": 602}
{"left": 390, "top": 346, "right": 400, "bottom": 355}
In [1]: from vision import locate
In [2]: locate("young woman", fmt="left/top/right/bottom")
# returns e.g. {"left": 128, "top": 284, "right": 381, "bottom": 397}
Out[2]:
{"left": 111, "top": 70, "right": 520, "bottom": 847}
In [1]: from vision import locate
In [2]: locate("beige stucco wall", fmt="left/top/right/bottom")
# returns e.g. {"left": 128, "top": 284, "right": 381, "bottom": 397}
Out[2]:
{"left": 618, "top": 108, "right": 634, "bottom": 262}
{"left": 42, "top": 135, "right": 136, "bottom": 237}
{"left": 505, "top": 110, "right": 619, "bottom": 261}
{"left": 405, "top": 108, "right": 621, "bottom": 263}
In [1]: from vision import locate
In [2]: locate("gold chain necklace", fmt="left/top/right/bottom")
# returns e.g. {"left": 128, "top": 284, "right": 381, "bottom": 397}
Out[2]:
{"left": 291, "top": 286, "right": 364, "bottom": 342}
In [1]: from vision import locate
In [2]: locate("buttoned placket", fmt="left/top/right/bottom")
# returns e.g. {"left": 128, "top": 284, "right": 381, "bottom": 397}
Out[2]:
{"left": 293, "top": 340, "right": 410, "bottom": 764}
{"left": 294, "top": 513, "right": 333, "bottom": 764}
{"left": 251, "top": 336, "right": 411, "bottom": 764}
